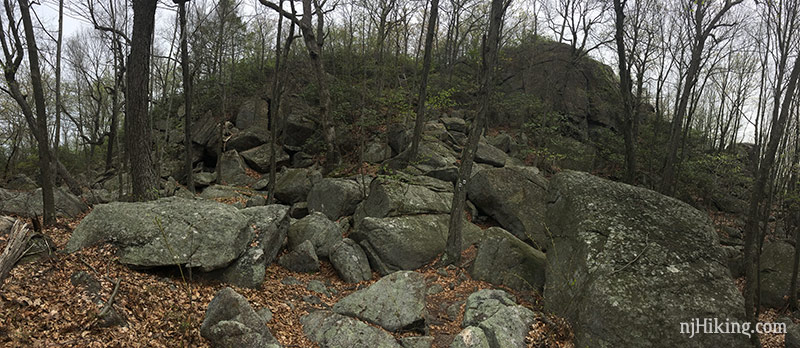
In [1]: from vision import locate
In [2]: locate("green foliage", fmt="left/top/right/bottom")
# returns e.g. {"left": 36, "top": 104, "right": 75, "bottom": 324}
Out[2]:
{"left": 426, "top": 87, "right": 457, "bottom": 113}
{"left": 679, "top": 151, "right": 750, "bottom": 203}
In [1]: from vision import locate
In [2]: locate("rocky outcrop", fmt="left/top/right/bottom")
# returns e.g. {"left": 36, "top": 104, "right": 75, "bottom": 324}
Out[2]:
{"left": 66, "top": 197, "right": 252, "bottom": 272}
{"left": 234, "top": 97, "right": 269, "bottom": 130}
{"left": 301, "top": 310, "right": 401, "bottom": 348}
{"left": 466, "top": 166, "right": 548, "bottom": 249}
{"left": 272, "top": 168, "right": 322, "bottom": 204}
{"left": 545, "top": 171, "right": 750, "bottom": 348}
{"left": 201, "top": 287, "right": 278, "bottom": 348}
{"left": 470, "top": 227, "right": 546, "bottom": 292}
{"left": 333, "top": 271, "right": 426, "bottom": 332}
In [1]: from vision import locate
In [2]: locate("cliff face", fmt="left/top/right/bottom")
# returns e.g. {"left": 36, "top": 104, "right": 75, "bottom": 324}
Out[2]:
{"left": 496, "top": 38, "right": 622, "bottom": 141}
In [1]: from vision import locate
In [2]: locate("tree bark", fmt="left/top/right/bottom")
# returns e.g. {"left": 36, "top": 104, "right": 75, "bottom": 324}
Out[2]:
{"left": 267, "top": 0, "right": 285, "bottom": 204}
{"left": 18, "top": 0, "right": 56, "bottom": 225}
{"left": 177, "top": 0, "right": 195, "bottom": 193}
{"left": 743, "top": 47, "right": 800, "bottom": 343}
{"left": 444, "top": 0, "right": 508, "bottom": 265}
{"left": 406, "top": 0, "right": 440, "bottom": 167}
{"left": 126, "top": 0, "right": 159, "bottom": 201}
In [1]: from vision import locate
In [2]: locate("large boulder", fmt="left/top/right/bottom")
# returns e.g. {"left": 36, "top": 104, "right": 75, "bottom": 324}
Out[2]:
{"left": 66, "top": 197, "right": 252, "bottom": 272}
{"left": 333, "top": 271, "right": 426, "bottom": 332}
{"left": 227, "top": 129, "right": 271, "bottom": 153}
{"left": 470, "top": 227, "right": 546, "bottom": 292}
{"left": 239, "top": 205, "right": 290, "bottom": 265}
{"left": 301, "top": 310, "right": 401, "bottom": 348}
{"left": 474, "top": 142, "right": 508, "bottom": 167}
{"left": 759, "top": 241, "right": 798, "bottom": 308}
{"left": 201, "top": 287, "right": 278, "bottom": 348}
{"left": 466, "top": 166, "right": 548, "bottom": 249}
{"left": 287, "top": 212, "right": 342, "bottom": 258}
{"left": 284, "top": 112, "right": 316, "bottom": 148}
{"left": 273, "top": 168, "right": 322, "bottom": 204}
{"left": 354, "top": 177, "right": 453, "bottom": 225}
{"left": 235, "top": 97, "right": 270, "bottom": 130}
{"left": 330, "top": 238, "right": 372, "bottom": 283}
{"left": 278, "top": 240, "right": 319, "bottom": 273}
{"left": 351, "top": 214, "right": 483, "bottom": 274}
{"left": 218, "top": 150, "right": 255, "bottom": 187}
{"left": 307, "top": 177, "right": 370, "bottom": 220}
{"left": 240, "top": 144, "right": 290, "bottom": 173}
{"left": 0, "top": 187, "right": 89, "bottom": 218}
{"left": 545, "top": 171, "right": 750, "bottom": 347}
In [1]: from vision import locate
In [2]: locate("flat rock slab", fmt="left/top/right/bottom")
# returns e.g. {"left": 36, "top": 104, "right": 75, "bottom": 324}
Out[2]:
{"left": 0, "top": 187, "right": 88, "bottom": 218}
{"left": 333, "top": 271, "right": 426, "bottom": 332}
{"left": 302, "top": 310, "right": 401, "bottom": 348}
{"left": 65, "top": 197, "right": 252, "bottom": 272}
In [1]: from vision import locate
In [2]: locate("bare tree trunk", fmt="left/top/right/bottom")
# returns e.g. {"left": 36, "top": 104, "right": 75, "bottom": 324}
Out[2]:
{"left": 743, "top": 47, "right": 800, "bottom": 346}
{"left": 267, "top": 0, "right": 285, "bottom": 204}
{"left": 443, "top": 0, "right": 509, "bottom": 265}
{"left": 406, "top": 0, "right": 440, "bottom": 166}
{"left": 54, "top": 0, "right": 64, "bottom": 162}
{"left": 18, "top": 0, "right": 56, "bottom": 225}
{"left": 613, "top": 0, "right": 635, "bottom": 184}
{"left": 177, "top": 0, "right": 195, "bottom": 193}
{"left": 126, "top": 0, "right": 159, "bottom": 201}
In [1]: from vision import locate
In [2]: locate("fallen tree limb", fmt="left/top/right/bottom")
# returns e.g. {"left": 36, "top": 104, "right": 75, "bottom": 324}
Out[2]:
{"left": 0, "top": 220, "right": 30, "bottom": 288}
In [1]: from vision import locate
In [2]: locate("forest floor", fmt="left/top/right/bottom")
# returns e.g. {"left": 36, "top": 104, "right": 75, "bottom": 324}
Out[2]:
{"left": 0, "top": 214, "right": 573, "bottom": 348}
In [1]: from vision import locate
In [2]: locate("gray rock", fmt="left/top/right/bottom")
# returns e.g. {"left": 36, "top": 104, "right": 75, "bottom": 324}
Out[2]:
{"left": 219, "top": 150, "right": 255, "bottom": 187}
{"left": 289, "top": 202, "right": 309, "bottom": 219}
{"left": 199, "top": 185, "right": 254, "bottom": 201}
{"left": 466, "top": 166, "right": 549, "bottom": 249}
{"left": 478, "top": 306, "right": 536, "bottom": 348}
{"left": 284, "top": 113, "right": 316, "bottom": 148}
{"left": 194, "top": 172, "right": 216, "bottom": 188}
{"left": 240, "top": 205, "right": 290, "bottom": 265}
{"left": 201, "top": 287, "right": 277, "bottom": 348}
{"left": 0, "top": 216, "right": 15, "bottom": 236}
{"left": 307, "top": 177, "right": 369, "bottom": 220}
{"left": 760, "top": 241, "right": 799, "bottom": 308}
{"left": 66, "top": 197, "right": 252, "bottom": 272}
{"left": 82, "top": 188, "right": 115, "bottom": 205}
{"left": 5, "top": 174, "right": 37, "bottom": 190}
{"left": 545, "top": 171, "right": 750, "bottom": 348}
{"left": 301, "top": 310, "right": 401, "bottom": 348}
{"left": 245, "top": 195, "right": 267, "bottom": 207}
{"left": 486, "top": 133, "right": 514, "bottom": 153}
{"left": 274, "top": 168, "right": 322, "bottom": 204}
{"left": 216, "top": 247, "right": 266, "bottom": 288}
{"left": 307, "top": 279, "right": 330, "bottom": 296}
{"left": 400, "top": 336, "right": 434, "bottom": 348}
{"left": 364, "top": 141, "right": 392, "bottom": 163}
{"left": 257, "top": 308, "right": 273, "bottom": 323}
{"left": 450, "top": 326, "right": 490, "bottom": 348}
{"left": 351, "top": 215, "right": 483, "bottom": 274}
{"left": 354, "top": 177, "right": 453, "bottom": 226}
{"left": 441, "top": 117, "right": 467, "bottom": 133}
{"left": 333, "top": 271, "right": 426, "bottom": 332}
{"left": 462, "top": 290, "right": 518, "bottom": 327}
{"left": 288, "top": 212, "right": 342, "bottom": 258}
{"left": 787, "top": 323, "right": 800, "bottom": 348}
{"left": 470, "top": 227, "right": 546, "bottom": 292}
{"left": 292, "top": 151, "right": 315, "bottom": 168}
{"left": 330, "top": 238, "right": 372, "bottom": 283}
{"left": 388, "top": 124, "right": 412, "bottom": 154}
{"left": 240, "top": 144, "right": 290, "bottom": 173}
{"left": 227, "top": 129, "right": 270, "bottom": 153}
{"left": 0, "top": 187, "right": 89, "bottom": 218}
{"left": 278, "top": 240, "right": 319, "bottom": 273}
{"left": 235, "top": 97, "right": 270, "bottom": 130}
{"left": 474, "top": 142, "right": 508, "bottom": 167}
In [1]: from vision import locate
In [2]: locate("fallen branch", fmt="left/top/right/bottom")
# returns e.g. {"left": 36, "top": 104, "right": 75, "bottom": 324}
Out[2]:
{"left": 99, "top": 278, "right": 122, "bottom": 318}
{"left": 0, "top": 220, "right": 30, "bottom": 288}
